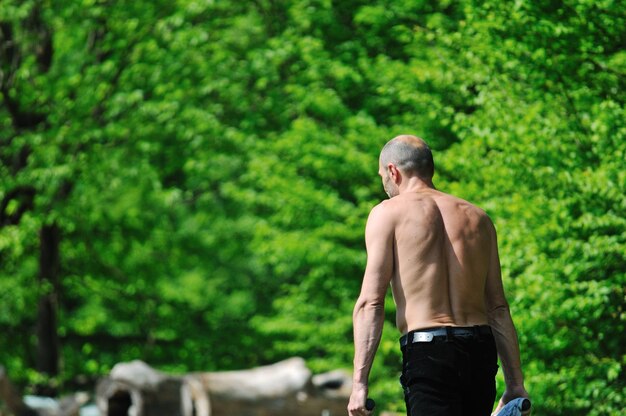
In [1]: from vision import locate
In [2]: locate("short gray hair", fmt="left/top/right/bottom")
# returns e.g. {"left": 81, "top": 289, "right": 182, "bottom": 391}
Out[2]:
{"left": 380, "top": 135, "right": 434, "bottom": 178}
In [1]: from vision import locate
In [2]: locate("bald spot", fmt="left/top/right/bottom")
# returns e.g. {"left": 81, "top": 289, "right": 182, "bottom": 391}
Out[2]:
{"left": 380, "top": 135, "right": 434, "bottom": 178}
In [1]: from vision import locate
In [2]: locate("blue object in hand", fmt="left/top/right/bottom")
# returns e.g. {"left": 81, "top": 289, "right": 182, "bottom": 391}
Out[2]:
{"left": 365, "top": 398, "right": 376, "bottom": 411}
{"left": 495, "top": 398, "right": 531, "bottom": 416}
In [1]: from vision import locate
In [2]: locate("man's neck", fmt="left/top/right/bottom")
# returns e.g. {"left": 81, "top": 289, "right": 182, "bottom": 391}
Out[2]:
{"left": 399, "top": 177, "right": 436, "bottom": 194}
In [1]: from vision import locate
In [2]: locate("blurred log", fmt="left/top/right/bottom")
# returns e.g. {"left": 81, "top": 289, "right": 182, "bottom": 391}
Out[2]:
{"left": 181, "top": 374, "right": 211, "bottom": 416}
{"left": 95, "top": 360, "right": 206, "bottom": 416}
{"left": 96, "top": 358, "right": 352, "bottom": 416}
{"left": 0, "top": 366, "right": 87, "bottom": 416}
{"left": 194, "top": 357, "right": 352, "bottom": 415}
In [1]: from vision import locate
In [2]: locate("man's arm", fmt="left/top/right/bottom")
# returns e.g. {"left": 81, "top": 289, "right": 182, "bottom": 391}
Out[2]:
{"left": 484, "top": 221, "right": 529, "bottom": 414}
{"left": 348, "top": 204, "right": 394, "bottom": 416}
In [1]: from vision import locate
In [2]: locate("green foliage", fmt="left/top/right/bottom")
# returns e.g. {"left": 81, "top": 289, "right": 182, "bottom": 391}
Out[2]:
{"left": 1, "top": 0, "right": 624, "bottom": 414}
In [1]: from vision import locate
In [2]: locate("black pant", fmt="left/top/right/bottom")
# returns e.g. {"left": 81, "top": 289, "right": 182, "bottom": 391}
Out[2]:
{"left": 400, "top": 328, "right": 498, "bottom": 416}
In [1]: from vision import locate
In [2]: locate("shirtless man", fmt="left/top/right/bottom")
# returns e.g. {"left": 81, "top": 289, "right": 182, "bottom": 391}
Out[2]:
{"left": 348, "top": 135, "right": 529, "bottom": 416}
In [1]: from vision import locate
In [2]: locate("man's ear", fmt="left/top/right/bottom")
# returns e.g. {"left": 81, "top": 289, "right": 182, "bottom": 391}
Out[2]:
{"left": 388, "top": 163, "right": 401, "bottom": 183}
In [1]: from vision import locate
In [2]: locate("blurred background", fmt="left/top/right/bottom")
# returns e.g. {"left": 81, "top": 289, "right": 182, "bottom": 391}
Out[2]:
{"left": 0, "top": 0, "right": 624, "bottom": 414}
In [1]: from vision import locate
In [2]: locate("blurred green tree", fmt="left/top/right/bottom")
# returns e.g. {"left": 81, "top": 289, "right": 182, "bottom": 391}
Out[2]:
{"left": 1, "top": 0, "right": 623, "bottom": 414}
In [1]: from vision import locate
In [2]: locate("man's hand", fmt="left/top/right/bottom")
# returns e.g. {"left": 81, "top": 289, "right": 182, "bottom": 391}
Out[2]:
{"left": 491, "top": 387, "right": 530, "bottom": 415}
{"left": 348, "top": 384, "right": 372, "bottom": 416}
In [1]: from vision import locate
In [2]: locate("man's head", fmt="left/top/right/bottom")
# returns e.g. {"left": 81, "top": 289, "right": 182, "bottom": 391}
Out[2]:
{"left": 379, "top": 135, "right": 434, "bottom": 197}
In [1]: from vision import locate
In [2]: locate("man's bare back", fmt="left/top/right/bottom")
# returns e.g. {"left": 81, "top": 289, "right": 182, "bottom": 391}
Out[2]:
{"left": 382, "top": 188, "right": 493, "bottom": 333}
{"left": 348, "top": 135, "right": 528, "bottom": 416}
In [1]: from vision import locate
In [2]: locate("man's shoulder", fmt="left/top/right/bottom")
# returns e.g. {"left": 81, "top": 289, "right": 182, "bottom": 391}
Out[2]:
{"left": 368, "top": 199, "right": 395, "bottom": 218}
{"left": 370, "top": 195, "right": 440, "bottom": 225}
{"left": 365, "top": 200, "right": 397, "bottom": 237}
{"left": 367, "top": 198, "right": 406, "bottom": 225}
{"left": 432, "top": 192, "right": 495, "bottom": 230}
{"left": 371, "top": 195, "right": 419, "bottom": 213}
{"left": 439, "top": 192, "right": 489, "bottom": 216}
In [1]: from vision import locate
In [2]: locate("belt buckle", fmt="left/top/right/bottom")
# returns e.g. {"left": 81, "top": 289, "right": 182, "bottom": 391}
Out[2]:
{"left": 412, "top": 332, "right": 434, "bottom": 343}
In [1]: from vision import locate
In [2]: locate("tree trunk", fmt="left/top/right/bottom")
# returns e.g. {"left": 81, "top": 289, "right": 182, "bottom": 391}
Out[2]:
{"left": 35, "top": 224, "right": 60, "bottom": 395}
{"left": 0, "top": 366, "right": 38, "bottom": 416}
